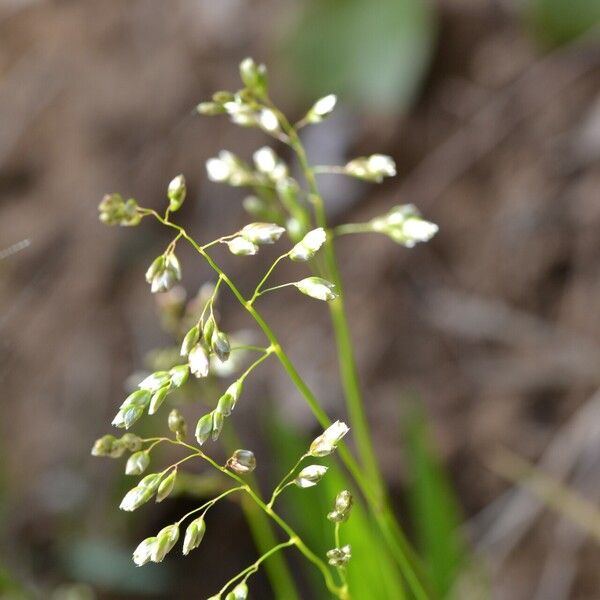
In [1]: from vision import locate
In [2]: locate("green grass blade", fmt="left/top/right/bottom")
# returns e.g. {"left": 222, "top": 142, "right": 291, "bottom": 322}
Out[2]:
{"left": 404, "top": 400, "right": 465, "bottom": 598}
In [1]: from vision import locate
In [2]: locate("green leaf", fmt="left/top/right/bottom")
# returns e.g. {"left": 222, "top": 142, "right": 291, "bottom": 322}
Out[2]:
{"left": 404, "top": 400, "right": 466, "bottom": 598}
{"left": 281, "top": 0, "right": 437, "bottom": 114}
{"left": 525, "top": 0, "right": 600, "bottom": 46}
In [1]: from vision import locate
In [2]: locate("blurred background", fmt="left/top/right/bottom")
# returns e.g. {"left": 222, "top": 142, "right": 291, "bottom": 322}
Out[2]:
{"left": 1, "top": 0, "right": 600, "bottom": 598}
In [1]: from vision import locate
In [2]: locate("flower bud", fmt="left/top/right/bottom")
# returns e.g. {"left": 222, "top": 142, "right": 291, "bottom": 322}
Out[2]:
{"left": 197, "top": 101, "right": 226, "bottom": 116}
{"left": 156, "top": 469, "right": 177, "bottom": 502}
{"left": 230, "top": 107, "right": 258, "bottom": 128}
{"left": 258, "top": 108, "right": 280, "bottom": 133}
{"left": 294, "top": 465, "right": 328, "bottom": 488}
{"left": 180, "top": 325, "right": 200, "bottom": 357}
{"left": 112, "top": 405, "right": 144, "bottom": 430}
{"left": 289, "top": 228, "right": 326, "bottom": 262}
{"left": 213, "top": 91, "right": 235, "bottom": 104}
{"left": 91, "top": 434, "right": 118, "bottom": 457}
{"left": 304, "top": 94, "right": 337, "bottom": 123}
{"left": 229, "top": 583, "right": 249, "bottom": 600}
{"left": 151, "top": 524, "right": 179, "bottom": 563}
{"left": 138, "top": 371, "right": 171, "bottom": 392}
{"left": 168, "top": 408, "right": 187, "bottom": 439}
{"left": 119, "top": 485, "right": 154, "bottom": 512}
{"left": 182, "top": 516, "right": 206, "bottom": 555}
{"left": 211, "top": 411, "right": 224, "bottom": 441}
{"left": 121, "top": 389, "right": 152, "bottom": 410}
{"left": 326, "top": 544, "right": 351, "bottom": 567}
{"left": 241, "top": 223, "right": 285, "bottom": 245}
{"left": 189, "top": 343, "right": 210, "bottom": 378}
{"left": 145, "top": 256, "right": 165, "bottom": 284}
{"left": 227, "top": 237, "right": 259, "bottom": 256}
{"left": 211, "top": 331, "right": 231, "bottom": 362}
{"left": 133, "top": 537, "right": 157, "bottom": 566}
{"left": 294, "top": 277, "right": 337, "bottom": 301}
{"left": 328, "top": 490, "right": 353, "bottom": 522}
{"left": 165, "top": 254, "right": 181, "bottom": 280}
{"left": 98, "top": 193, "right": 141, "bottom": 226}
{"left": 114, "top": 389, "right": 152, "bottom": 428}
{"left": 195, "top": 413, "right": 214, "bottom": 445}
{"left": 167, "top": 174, "right": 186, "bottom": 212}
{"left": 126, "top": 451, "right": 150, "bottom": 476}
{"left": 149, "top": 386, "right": 169, "bottom": 415}
{"left": 206, "top": 156, "right": 233, "bottom": 182}
{"left": 149, "top": 253, "right": 181, "bottom": 294}
{"left": 227, "top": 449, "right": 256, "bottom": 475}
{"left": 253, "top": 146, "right": 277, "bottom": 174}
{"left": 206, "top": 150, "right": 255, "bottom": 185}
{"left": 169, "top": 364, "right": 190, "bottom": 388}
{"left": 121, "top": 433, "right": 143, "bottom": 452}
{"left": 309, "top": 421, "right": 350, "bottom": 457}
{"left": 150, "top": 268, "right": 176, "bottom": 294}
{"left": 344, "top": 154, "right": 396, "bottom": 182}
{"left": 253, "top": 147, "right": 287, "bottom": 181}
{"left": 239, "top": 57, "right": 268, "bottom": 98}
{"left": 202, "top": 315, "right": 216, "bottom": 344}
{"left": 371, "top": 204, "right": 438, "bottom": 247}
{"left": 139, "top": 472, "right": 163, "bottom": 491}
{"left": 216, "top": 380, "right": 243, "bottom": 417}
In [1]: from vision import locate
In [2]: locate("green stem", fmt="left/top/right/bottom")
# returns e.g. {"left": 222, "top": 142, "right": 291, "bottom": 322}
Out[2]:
{"left": 268, "top": 453, "right": 307, "bottom": 509}
{"left": 334, "top": 223, "right": 374, "bottom": 236}
{"left": 238, "top": 348, "right": 273, "bottom": 382}
{"left": 250, "top": 253, "right": 289, "bottom": 303}
{"left": 266, "top": 109, "right": 431, "bottom": 599}
{"left": 142, "top": 210, "right": 428, "bottom": 599}
{"left": 312, "top": 165, "right": 347, "bottom": 175}
{"left": 283, "top": 123, "right": 384, "bottom": 497}
{"left": 218, "top": 539, "right": 295, "bottom": 596}
{"left": 334, "top": 522, "right": 348, "bottom": 589}
{"left": 230, "top": 344, "right": 270, "bottom": 354}
{"left": 176, "top": 485, "right": 244, "bottom": 526}
{"left": 254, "top": 282, "right": 295, "bottom": 298}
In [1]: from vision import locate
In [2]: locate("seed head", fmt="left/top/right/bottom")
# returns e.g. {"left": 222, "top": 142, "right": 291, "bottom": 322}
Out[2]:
{"left": 182, "top": 516, "right": 206, "bottom": 555}
{"left": 305, "top": 94, "right": 337, "bottom": 123}
{"left": 241, "top": 222, "right": 286, "bottom": 245}
{"left": 188, "top": 343, "right": 210, "bottom": 378}
{"left": 126, "top": 451, "right": 150, "bottom": 476}
{"left": 151, "top": 524, "right": 179, "bottom": 563}
{"left": 239, "top": 57, "right": 268, "bottom": 98}
{"left": 227, "top": 237, "right": 259, "bottom": 256}
{"left": 98, "top": 193, "right": 141, "bottom": 226}
{"left": 344, "top": 154, "right": 396, "bottom": 182}
{"left": 227, "top": 449, "right": 256, "bottom": 475}
{"left": 289, "top": 228, "right": 326, "bottom": 262}
{"left": 326, "top": 544, "right": 352, "bottom": 567}
{"left": 328, "top": 490, "right": 353, "bottom": 522}
{"left": 133, "top": 537, "right": 157, "bottom": 566}
{"left": 167, "top": 174, "right": 186, "bottom": 212}
{"left": 309, "top": 421, "right": 350, "bottom": 457}
{"left": 371, "top": 204, "right": 438, "bottom": 247}
{"left": 294, "top": 465, "right": 328, "bottom": 488}
{"left": 294, "top": 277, "right": 337, "bottom": 301}
{"left": 168, "top": 408, "right": 187, "bottom": 439}
{"left": 156, "top": 469, "right": 177, "bottom": 502}
{"left": 195, "top": 413, "right": 214, "bottom": 445}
